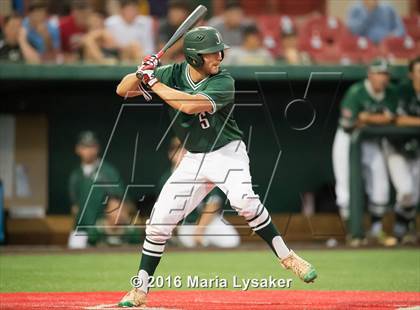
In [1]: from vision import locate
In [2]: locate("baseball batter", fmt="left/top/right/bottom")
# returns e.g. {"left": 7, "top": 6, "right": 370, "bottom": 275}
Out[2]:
{"left": 116, "top": 26, "right": 317, "bottom": 307}
{"left": 332, "top": 59, "right": 397, "bottom": 247}
{"left": 386, "top": 57, "right": 420, "bottom": 244}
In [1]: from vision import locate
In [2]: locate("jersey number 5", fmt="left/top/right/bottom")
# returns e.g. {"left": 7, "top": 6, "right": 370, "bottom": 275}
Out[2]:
{"left": 199, "top": 112, "right": 210, "bottom": 129}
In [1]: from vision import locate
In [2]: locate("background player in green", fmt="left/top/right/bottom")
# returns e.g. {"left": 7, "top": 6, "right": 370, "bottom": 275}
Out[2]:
{"left": 332, "top": 59, "right": 399, "bottom": 247}
{"left": 385, "top": 57, "right": 420, "bottom": 244}
{"left": 67, "top": 131, "right": 127, "bottom": 248}
{"left": 116, "top": 26, "right": 317, "bottom": 307}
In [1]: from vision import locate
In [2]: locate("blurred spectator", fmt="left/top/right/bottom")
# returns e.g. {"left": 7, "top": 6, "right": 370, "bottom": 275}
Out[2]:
{"left": 20, "top": 0, "right": 61, "bottom": 62}
{"left": 237, "top": 0, "right": 325, "bottom": 17}
{"left": 385, "top": 57, "right": 420, "bottom": 244}
{"left": 279, "top": 17, "right": 307, "bottom": 65}
{"left": 68, "top": 131, "right": 130, "bottom": 249}
{"left": 106, "top": 0, "right": 151, "bottom": 18}
{"left": 347, "top": 0, "right": 405, "bottom": 44}
{"left": 82, "top": 11, "right": 119, "bottom": 64}
{"left": 223, "top": 24, "right": 274, "bottom": 66}
{"left": 105, "top": 0, "right": 154, "bottom": 63}
{"left": 157, "top": 0, "right": 192, "bottom": 63}
{"left": 208, "top": 0, "right": 251, "bottom": 47}
{"left": 59, "top": 0, "right": 91, "bottom": 62}
{"left": 0, "top": 13, "right": 24, "bottom": 62}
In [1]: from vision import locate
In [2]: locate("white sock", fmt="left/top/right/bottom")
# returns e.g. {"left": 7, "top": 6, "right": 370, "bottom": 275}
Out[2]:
{"left": 272, "top": 236, "right": 291, "bottom": 259}
{"left": 136, "top": 270, "right": 149, "bottom": 294}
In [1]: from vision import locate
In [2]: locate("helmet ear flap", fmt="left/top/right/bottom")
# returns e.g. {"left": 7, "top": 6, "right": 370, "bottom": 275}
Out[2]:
{"left": 187, "top": 53, "right": 204, "bottom": 68}
{"left": 197, "top": 54, "right": 204, "bottom": 67}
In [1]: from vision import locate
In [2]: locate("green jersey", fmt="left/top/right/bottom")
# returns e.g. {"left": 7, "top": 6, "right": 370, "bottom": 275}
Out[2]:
{"left": 339, "top": 79, "right": 398, "bottom": 129}
{"left": 155, "top": 61, "right": 243, "bottom": 153}
{"left": 391, "top": 79, "right": 420, "bottom": 157}
{"left": 69, "top": 160, "right": 124, "bottom": 229}
{"left": 397, "top": 79, "right": 420, "bottom": 117}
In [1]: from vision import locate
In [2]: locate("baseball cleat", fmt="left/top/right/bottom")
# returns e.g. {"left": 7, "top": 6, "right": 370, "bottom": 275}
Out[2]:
{"left": 371, "top": 231, "right": 398, "bottom": 247}
{"left": 118, "top": 288, "right": 147, "bottom": 307}
{"left": 347, "top": 237, "right": 368, "bottom": 248}
{"left": 280, "top": 250, "right": 317, "bottom": 283}
{"left": 401, "top": 233, "right": 417, "bottom": 245}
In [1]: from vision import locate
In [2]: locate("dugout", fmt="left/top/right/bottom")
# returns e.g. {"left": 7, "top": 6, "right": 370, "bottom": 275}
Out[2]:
{"left": 0, "top": 63, "right": 410, "bottom": 242}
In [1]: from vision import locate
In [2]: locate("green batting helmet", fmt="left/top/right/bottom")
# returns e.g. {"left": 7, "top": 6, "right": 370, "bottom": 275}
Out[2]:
{"left": 183, "top": 26, "right": 229, "bottom": 68}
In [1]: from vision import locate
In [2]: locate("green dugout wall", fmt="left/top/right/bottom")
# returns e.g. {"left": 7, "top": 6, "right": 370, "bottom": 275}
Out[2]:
{"left": 0, "top": 64, "right": 408, "bottom": 215}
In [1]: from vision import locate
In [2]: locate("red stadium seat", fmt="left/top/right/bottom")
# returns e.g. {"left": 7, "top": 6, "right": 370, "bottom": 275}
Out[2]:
{"left": 298, "top": 16, "right": 345, "bottom": 63}
{"left": 298, "top": 31, "right": 340, "bottom": 64}
{"left": 337, "top": 32, "right": 381, "bottom": 64}
{"left": 257, "top": 15, "right": 297, "bottom": 58}
{"left": 381, "top": 36, "right": 419, "bottom": 63}
{"left": 241, "top": 0, "right": 326, "bottom": 16}
{"left": 403, "top": 16, "right": 420, "bottom": 41}
{"left": 257, "top": 15, "right": 282, "bottom": 57}
{"left": 300, "top": 15, "right": 345, "bottom": 45}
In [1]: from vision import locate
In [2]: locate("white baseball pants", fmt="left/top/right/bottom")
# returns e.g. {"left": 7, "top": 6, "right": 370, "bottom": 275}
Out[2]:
{"left": 384, "top": 142, "right": 420, "bottom": 210}
{"left": 142, "top": 140, "right": 271, "bottom": 257}
{"left": 332, "top": 128, "right": 389, "bottom": 219}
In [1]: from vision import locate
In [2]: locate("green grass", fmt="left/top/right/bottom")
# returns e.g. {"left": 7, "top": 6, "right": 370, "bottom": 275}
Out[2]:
{"left": 0, "top": 249, "right": 419, "bottom": 292}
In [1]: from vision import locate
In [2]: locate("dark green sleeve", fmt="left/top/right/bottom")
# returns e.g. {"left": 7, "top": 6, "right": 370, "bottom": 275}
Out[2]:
{"left": 155, "top": 64, "right": 175, "bottom": 85}
{"left": 101, "top": 163, "right": 125, "bottom": 198}
{"left": 157, "top": 170, "right": 172, "bottom": 195}
{"left": 339, "top": 84, "right": 361, "bottom": 129}
{"left": 385, "top": 85, "right": 398, "bottom": 114}
{"left": 198, "top": 74, "right": 235, "bottom": 114}
{"left": 396, "top": 82, "right": 409, "bottom": 115}
{"left": 68, "top": 170, "right": 79, "bottom": 205}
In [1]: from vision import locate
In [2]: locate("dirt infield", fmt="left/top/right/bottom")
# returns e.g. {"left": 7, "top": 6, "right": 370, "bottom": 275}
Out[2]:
{"left": 1, "top": 290, "right": 419, "bottom": 309}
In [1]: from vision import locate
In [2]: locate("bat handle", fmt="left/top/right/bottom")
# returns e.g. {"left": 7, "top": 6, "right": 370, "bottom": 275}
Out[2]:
{"left": 137, "top": 50, "right": 164, "bottom": 79}
{"left": 155, "top": 50, "right": 164, "bottom": 59}
{"left": 136, "top": 70, "right": 143, "bottom": 80}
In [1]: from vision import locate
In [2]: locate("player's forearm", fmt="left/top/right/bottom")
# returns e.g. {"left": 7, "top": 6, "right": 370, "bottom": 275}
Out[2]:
{"left": 116, "top": 73, "right": 142, "bottom": 97}
{"left": 18, "top": 37, "right": 41, "bottom": 64}
{"left": 151, "top": 82, "right": 212, "bottom": 114}
{"left": 395, "top": 115, "right": 420, "bottom": 126}
{"left": 358, "top": 113, "right": 394, "bottom": 125}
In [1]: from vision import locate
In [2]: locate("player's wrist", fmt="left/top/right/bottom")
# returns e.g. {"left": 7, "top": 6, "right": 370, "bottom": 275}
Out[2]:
{"left": 149, "top": 79, "right": 159, "bottom": 88}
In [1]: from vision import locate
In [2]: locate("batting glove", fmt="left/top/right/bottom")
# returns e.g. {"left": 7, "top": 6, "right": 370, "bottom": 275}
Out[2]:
{"left": 141, "top": 54, "right": 159, "bottom": 69}
{"left": 137, "top": 65, "right": 158, "bottom": 88}
{"left": 136, "top": 65, "right": 158, "bottom": 102}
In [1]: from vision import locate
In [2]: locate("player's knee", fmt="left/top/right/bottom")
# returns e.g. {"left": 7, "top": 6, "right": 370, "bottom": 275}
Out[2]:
{"left": 229, "top": 194, "right": 271, "bottom": 231}
{"left": 145, "top": 220, "right": 174, "bottom": 243}
{"left": 369, "top": 186, "right": 389, "bottom": 206}
{"left": 228, "top": 189, "right": 260, "bottom": 210}
{"left": 227, "top": 190, "right": 270, "bottom": 229}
